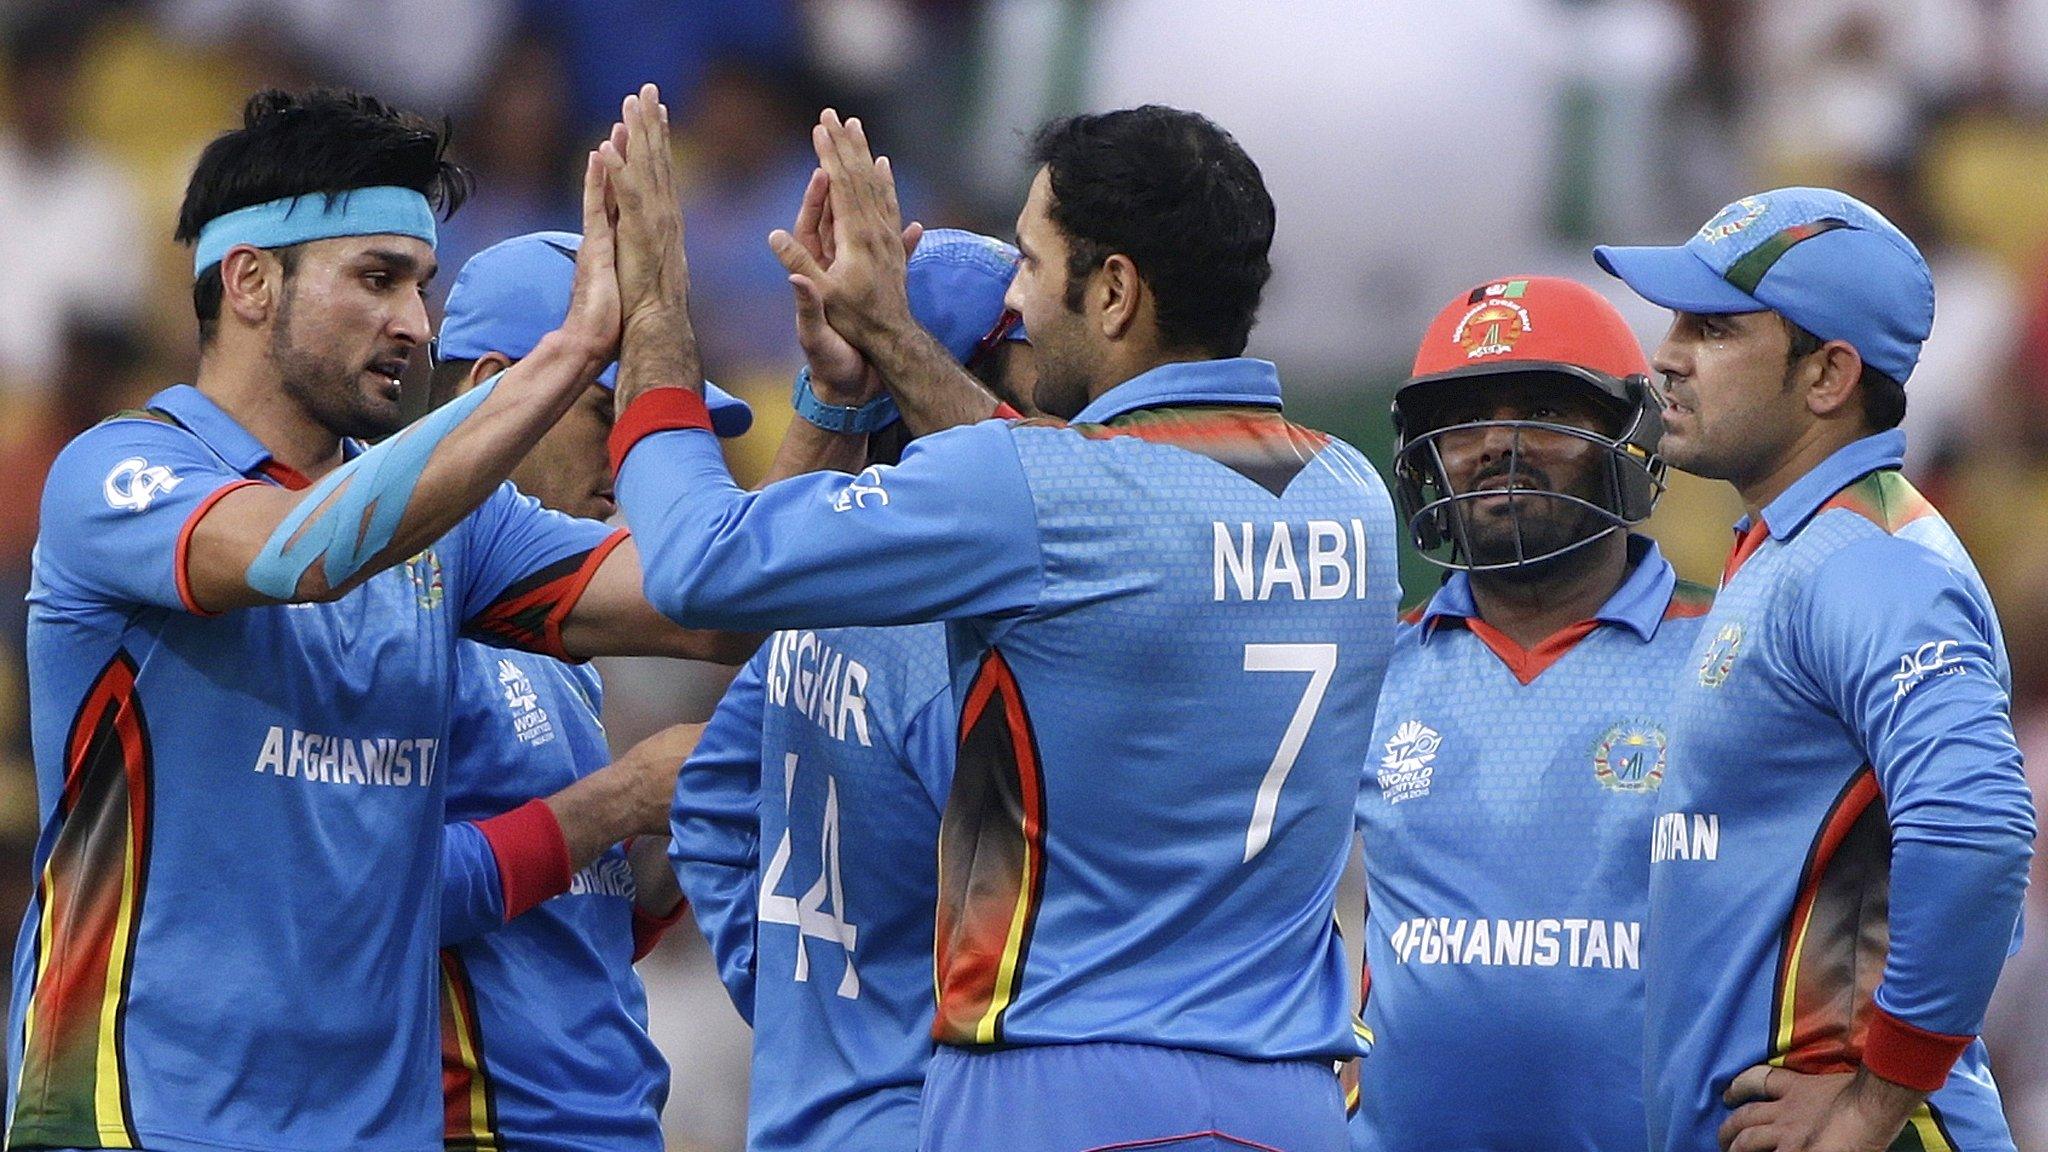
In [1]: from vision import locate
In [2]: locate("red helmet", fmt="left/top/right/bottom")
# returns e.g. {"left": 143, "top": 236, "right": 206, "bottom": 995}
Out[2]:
{"left": 1390, "top": 276, "right": 1665, "bottom": 570}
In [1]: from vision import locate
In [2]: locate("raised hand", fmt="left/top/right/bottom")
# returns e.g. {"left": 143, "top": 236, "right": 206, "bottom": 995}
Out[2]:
{"left": 786, "top": 167, "right": 876, "bottom": 405}
{"left": 768, "top": 110, "right": 923, "bottom": 353}
{"left": 599, "top": 84, "right": 703, "bottom": 408}
{"left": 560, "top": 148, "right": 622, "bottom": 367}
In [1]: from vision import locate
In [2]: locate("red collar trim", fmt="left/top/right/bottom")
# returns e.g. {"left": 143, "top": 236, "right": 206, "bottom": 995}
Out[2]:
{"left": 1460, "top": 617, "right": 1601, "bottom": 686}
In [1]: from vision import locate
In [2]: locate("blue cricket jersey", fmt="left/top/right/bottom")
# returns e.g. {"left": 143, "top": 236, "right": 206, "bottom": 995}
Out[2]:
{"left": 8, "top": 385, "right": 614, "bottom": 1152}
{"left": 438, "top": 639, "right": 668, "bottom": 1152}
{"left": 1646, "top": 431, "right": 2034, "bottom": 1152}
{"left": 1351, "top": 536, "right": 1711, "bottom": 1152}
{"left": 673, "top": 624, "right": 954, "bottom": 1152}
{"left": 621, "top": 358, "right": 1401, "bottom": 1063}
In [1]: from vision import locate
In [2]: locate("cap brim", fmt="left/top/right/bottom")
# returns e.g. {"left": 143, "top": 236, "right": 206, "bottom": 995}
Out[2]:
{"left": 595, "top": 364, "right": 755, "bottom": 438}
{"left": 1593, "top": 245, "right": 1764, "bottom": 315}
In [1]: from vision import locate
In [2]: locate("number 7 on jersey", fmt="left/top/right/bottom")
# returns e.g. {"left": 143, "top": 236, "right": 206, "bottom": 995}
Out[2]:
{"left": 1242, "top": 643, "right": 1337, "bottom": 862}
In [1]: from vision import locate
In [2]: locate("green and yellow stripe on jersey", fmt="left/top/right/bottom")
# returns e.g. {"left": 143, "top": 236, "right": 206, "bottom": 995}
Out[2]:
{"left": 11, "top": 651, "right": 153, "bottom": 1149}
{"left": 934, "top": 649, "right": 1048, "bottom": 1046}
{"left": 1816, "top": 468, "right": 1935, "bottom": 534}
{"left": 440, "top": 950, "right": 503, "bottom": 1151}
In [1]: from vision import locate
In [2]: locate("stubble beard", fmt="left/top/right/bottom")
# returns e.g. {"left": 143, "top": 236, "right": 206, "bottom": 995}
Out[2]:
{"left": 271, "top": 288, "right": 404, "bottom": 441}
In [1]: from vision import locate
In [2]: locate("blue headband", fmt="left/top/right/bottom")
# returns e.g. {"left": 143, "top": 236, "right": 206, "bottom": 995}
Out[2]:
{"left": 192, "top": 186, "right": 437, "bottom": 276}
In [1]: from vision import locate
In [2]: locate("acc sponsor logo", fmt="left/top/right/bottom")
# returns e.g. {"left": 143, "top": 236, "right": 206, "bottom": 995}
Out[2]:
{"left": 1697, "top": 622, "right": 1743, "bottom": 688}
{"left": 1592, "top": 720, "right": 1665, "bottom": 793}
{"left": 498, "top": 658, "right": 556, "bottom": 747}
{"left": 1452, "top": 293, "right": 1533, "bottom": 360}
{"left": 1696, "top": 197, "right": 1769, "bottom": 244}
{"left": 103, "top": 456, "right": 183, "bottom": 512}
{"left": 831, "top": 465, "right": 891, "bottom": 512}
{"left": 1891, "top": 639, "right": 1965, "bottom": 701}
{"left": 1378, "top": 719, "right": 1441, "bottom": 805}
{"left": 404, "top": 549, "right": 444, "bottom": 610}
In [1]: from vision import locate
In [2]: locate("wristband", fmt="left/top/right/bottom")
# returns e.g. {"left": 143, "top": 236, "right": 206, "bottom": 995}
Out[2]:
{"left": 791, "top": 366, "right": 899, "bottom": 434}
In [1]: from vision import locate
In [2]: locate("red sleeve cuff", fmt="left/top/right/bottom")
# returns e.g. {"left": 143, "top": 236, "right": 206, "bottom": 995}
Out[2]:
{"left": 476, "top": 799, "right": 573, "bottom": 922}
{"left": 1863, "top": 1007, "right": 1971, "bottom": 1092}
{"left": 630, "top": 897, "right": 689, "bottom": 961}
{"left": 609, "top": 387, "right": 715, "bottom": 475}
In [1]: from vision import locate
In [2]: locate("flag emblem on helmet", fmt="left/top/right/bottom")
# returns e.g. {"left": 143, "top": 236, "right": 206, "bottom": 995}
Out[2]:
{"left": 1453, "top": 295, "right": 1532, "bottom": 360}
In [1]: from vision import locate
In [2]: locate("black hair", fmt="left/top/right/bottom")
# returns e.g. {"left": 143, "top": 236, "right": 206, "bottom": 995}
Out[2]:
{"left": 1782, "top": 317, "right": 1905, "bottom": 432}
{"left": 175, "top": 88, "right": 472, "bottom": 344}
{"left": 1029, "top": 105, "right": 1274, "bottom": 358}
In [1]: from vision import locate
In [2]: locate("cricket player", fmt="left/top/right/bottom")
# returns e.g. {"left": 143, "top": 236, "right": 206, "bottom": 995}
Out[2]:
{"left": 673, "top": 227, "right": 1031, "bottom": 1152}
{"left": 1352, "top": 275, "right": 1709, "bottom": 1151}
{"left": 8, "top": 89, "right": 742, "bottom": 1151}
{"left": 605, "top": 88, "right": 1400, "bottom": 1151}
{"left": 428, "top": 230, "right": 758, "bottom": 1152}
{"left": 1598, "top": 188, "right": 2035, "bottom": 1151}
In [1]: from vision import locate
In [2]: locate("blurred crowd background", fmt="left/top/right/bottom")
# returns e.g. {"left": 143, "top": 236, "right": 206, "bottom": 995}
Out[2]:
{"left": 0, "top": 0, "right": 2043, "bottom": 1147}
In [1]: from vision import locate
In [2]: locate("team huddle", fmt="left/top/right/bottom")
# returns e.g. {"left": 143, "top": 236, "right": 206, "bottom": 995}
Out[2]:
{"left": 0, "top": 77, "right": 2032, "bottom": 1152}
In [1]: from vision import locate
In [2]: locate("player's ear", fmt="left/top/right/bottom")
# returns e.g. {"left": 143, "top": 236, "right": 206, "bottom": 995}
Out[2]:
{"left": 219, "top": 246, "right": 279, "bottom": 328}
{"left": 1098, "top": 252, "right": 1141, "bottom": 341}
{"left": 466, "top": 352, "right": 514, "bottom": 395}
{"left": 1804, "top": 339, "right": 1863, "bottom": 420}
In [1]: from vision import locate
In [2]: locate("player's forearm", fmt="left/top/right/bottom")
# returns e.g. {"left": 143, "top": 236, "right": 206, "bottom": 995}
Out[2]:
{"left": 545, "top": 760, "right": 672, "bottom": 875}
{"left": 190, "top": 332, "right": 607, "bottom": 610}
{"left": 366, "top": 334, "right": 609, "bottom": 567}
{"left": 1864, "top": 829, "right": 2031, "bottom": 1090}
{"left": 554, "top": 540, "right": 765, "bottom": 662}
{"left": 616, "top": 419, "right": 1042, "bottom": 630}
{"left": 614, "top": 304, "right": 704, "bottom": 412}
{"left": 864, "top": 320, "right": 1003, "bottom": 436}
{"left": 759, "top": 415, "right": 867, "bottom": 485}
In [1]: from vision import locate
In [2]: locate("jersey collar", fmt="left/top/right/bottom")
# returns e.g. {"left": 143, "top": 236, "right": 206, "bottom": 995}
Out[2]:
{"left": 146, "top": 384, "right": 277, "bottom": 476}
{"left": 1419, "top": 533, "right": 1677, "bottom": 645}
{"left": 1740, "top": 429, "right": 1907, "bottom": 542}
{"left": 146, "top": 383, "right": 362, "bottom": 487}
{"left": 1071, "top": 357, "right": 1284, "bottom": 425}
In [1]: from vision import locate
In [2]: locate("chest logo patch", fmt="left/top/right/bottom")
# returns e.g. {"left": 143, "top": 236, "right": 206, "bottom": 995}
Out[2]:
{"left": 103, "top": 456, "right": 183, "bottom": 512}
{"left": 1592, "top": 720, "right": 1666, "bottom": 793}
{"left": 404, "top": 549, "right": 444, "bottom": 610}
{"left": 498, "top": 658, "right": 556, "bottom": 747}
{"left": 1697, "top": 622, "right": 1744, "bottom": 688}
{"left": 1378, "top": 719, "right": 1441, "bottom": 805}
{"left": 831, "top": 465, "right": 891, "bottom": 512}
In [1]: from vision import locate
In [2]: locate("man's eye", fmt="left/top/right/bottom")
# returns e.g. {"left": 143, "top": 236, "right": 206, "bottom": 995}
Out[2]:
{"left": 364, "top": 272, "right": 391, "bottom": 290}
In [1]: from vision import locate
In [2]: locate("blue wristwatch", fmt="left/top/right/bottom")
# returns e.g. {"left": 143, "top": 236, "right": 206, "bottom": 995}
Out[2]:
{"left": 790, "top": 367, "right": 901, "bottom": 434}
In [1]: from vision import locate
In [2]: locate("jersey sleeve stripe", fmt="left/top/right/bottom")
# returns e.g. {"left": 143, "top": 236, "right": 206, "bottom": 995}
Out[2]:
{"left": 935, "top": 649, "right": 1048, "bottom": 1047}
{"left": 464, "top": 543, "right": 610, "bottom": 661}
{"left": 11, "top": 651, "right": 151, "bottom": 1149}
{"left": 1769, "top": 765, "right": 1888, "bottom": 1074}
{"left": 174, "top": 479, "right": 264, "bottom": 616}
{"left": 438, "top": 950, "right": 502, "bottom": 1151}
{"left": 542, "top": 527, "right": 630, "bottom": 661}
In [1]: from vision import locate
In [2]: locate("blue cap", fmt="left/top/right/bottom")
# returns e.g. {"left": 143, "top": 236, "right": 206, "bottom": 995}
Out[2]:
{"left": 439, "top": 231, "right": 753, "bottom": 437}
{"left": 906, "top": 229, "right": 1028, "bottom": 364}
{"left": 1594, "top": 187, "right": 1934, "bottom": 383}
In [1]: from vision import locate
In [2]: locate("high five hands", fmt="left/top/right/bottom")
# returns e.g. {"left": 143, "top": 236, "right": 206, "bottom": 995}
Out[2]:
{"left": 770, "top": 111, "right": 926, "bottom": 371}
{"left": 592, "top": 83, "right": 702, "bottom": 411}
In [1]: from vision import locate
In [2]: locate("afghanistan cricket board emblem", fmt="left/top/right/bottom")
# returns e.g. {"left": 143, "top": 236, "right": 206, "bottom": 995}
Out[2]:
{"left": 1593, "top": 720, "right": 1666, "bottom": 793}
{"left": 405, "top": 548, "right": 445, "bottom": 610}
{"left": 1453, "top": 280, "right": 1532, "bottom": 360}
{"left": 1696, "top": 621, "right": 1743, "bottom": 688}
